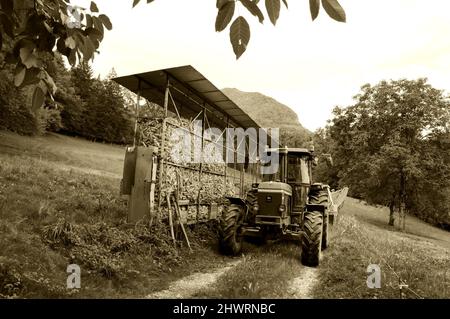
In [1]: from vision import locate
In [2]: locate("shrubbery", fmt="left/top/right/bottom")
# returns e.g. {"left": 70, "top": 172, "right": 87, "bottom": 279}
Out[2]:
{"left": 0, "top": 70, "right": 41, "bottom": 135}
{"left": 1, "top": 58, "right": 134, "bottom": 144}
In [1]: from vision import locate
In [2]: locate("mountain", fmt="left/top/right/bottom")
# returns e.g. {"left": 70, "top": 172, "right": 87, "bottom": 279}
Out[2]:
{"left": 222, "top": 88, "right": 312, "bottom": 147}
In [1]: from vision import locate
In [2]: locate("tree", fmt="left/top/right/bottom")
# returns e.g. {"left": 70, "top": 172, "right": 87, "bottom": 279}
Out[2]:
{"left": 327, "top": 78, "right": 450, "bottom": 226}
{"left": 70, "top": 63, "right": 133, "bottom": 143}
{"left": 0, "top": 0, "right": 111, "bottom": 109}
{"left": 51, "top": 53, "right": 85, "bottom": 134}
{"left": 312, "top": 127, "right": 339, "bottom": 188}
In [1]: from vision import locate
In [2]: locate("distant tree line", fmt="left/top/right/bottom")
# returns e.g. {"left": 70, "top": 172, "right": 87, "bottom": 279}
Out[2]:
{"left": 313, "top": 78, "right": 450, "bottom": 229}
{"left": 0, "top": 54, "right": 134, "bottom": 144}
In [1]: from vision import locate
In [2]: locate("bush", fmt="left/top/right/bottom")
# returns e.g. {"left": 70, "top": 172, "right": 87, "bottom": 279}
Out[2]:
{"left": 37, "top": 107, "right": 63, "bottom": 134}
{"left": 0, "top": 70, "right": 41, "bottom": 135}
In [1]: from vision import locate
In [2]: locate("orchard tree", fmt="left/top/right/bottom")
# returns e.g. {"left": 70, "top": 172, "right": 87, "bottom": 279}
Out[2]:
{"left": 328, "top": 79, "right": 450, "bottom": 226}
{"left": 0, "top": 0, "right": 111, "bottom": 110}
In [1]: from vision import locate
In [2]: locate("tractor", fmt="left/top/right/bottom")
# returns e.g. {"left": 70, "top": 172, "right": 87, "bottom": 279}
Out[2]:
{"left": 218, "top": 147, "right": 336, "bottom": 267}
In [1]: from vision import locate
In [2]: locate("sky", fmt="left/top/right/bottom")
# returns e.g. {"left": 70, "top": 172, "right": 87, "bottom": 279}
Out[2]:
{"left": 72, "top": 0, "right": 450, "bottom": 131}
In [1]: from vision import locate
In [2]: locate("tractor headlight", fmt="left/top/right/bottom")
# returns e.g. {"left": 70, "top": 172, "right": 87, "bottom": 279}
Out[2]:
{"left": 279, "top": 204, "right": 286, "bottom": 213}
{"left": 253, "top": 203, "right": 259, "bottom": 212}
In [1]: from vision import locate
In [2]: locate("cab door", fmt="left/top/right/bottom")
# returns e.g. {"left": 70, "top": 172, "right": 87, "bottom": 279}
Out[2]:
{"left": 287, "top": 156, "right": 310, "bottom": 213}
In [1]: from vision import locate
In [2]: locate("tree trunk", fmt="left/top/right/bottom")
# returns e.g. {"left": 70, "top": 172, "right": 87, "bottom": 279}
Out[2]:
{"left": 388, "top": 200, "right": 395, "bottom": 226}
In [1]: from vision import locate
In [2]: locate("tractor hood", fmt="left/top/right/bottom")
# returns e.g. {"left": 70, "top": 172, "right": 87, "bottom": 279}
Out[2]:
{"left": 258, "top": 181, "right": 292, "bottom": 196}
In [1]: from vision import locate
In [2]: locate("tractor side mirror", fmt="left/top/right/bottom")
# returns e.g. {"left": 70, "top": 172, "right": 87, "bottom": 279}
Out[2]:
{"left": 323, "top": 154, "right": 334, "bottom": 167}
{"left": 313, "top": 157, "right": 319, "bottom": 167}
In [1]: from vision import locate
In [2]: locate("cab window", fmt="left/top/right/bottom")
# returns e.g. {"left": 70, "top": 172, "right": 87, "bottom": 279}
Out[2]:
{"left": 288, "top": 156, "right": 310, "bottom": 184}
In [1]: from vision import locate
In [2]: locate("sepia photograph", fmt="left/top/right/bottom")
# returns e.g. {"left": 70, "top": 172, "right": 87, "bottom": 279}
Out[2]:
{"left": 0, "top": 0, "right": 449, "bottom": 310}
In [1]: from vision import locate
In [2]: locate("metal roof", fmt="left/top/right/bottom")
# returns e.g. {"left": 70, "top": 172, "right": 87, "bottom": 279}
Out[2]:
{"left": 113, "top": 65, "right": 260, "bottom": 130}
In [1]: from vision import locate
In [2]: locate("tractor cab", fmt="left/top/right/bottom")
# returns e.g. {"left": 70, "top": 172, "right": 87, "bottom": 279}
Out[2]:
{"left": 259, "top": 147, "right": 316, "bottom": 215}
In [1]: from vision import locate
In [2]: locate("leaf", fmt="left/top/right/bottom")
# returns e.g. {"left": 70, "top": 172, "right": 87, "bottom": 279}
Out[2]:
{"left": 229, "top": 16, "right": 250, "bottom": 59}
{"left": 92, "top": 16, "right": 104, "bottom": 39}
{"left": 65, "top": 36, "right": 76, "bottom": 49}
{"left": 21, "top": 68, "right": 41, "bottom": 87}
{"left": 282, "top": 0, "right": 288, "bottom": 9}
{"left": 92, "top": 17, "right": 104, "bottom": 41}
{"left": 31, "top": 85, "right": 46, "bottom": 111}
{"left": 56, "top": 38, "right": 71, "bottom": 57}
{"left": 132, "top": 0, "right": 140, "bottom": 8}
{"left": 309, "top": 0, "right": 320, "bottom": 20}
{"left": 321, "top": 0, "right": 346, "bottom": 22}
{"left": 216, "top": 0, "right": 230, "bottom": 9}
{"left": 239, "top": 0, "right": 264, "bottom": 23}
{"left": 90, "top": 1, "right": 99, "bottom": 12}
{"left": 19, "top": 42, "right": 38, "bottom": 69}
{"left": 68, "top": 49, "right": 77, "bottom": 66}
{"left": 265, "top": 0, "right": 280, "bottom": 26}
{"left": 98, "top": 14, "right": 112, "bottom": 30}
{"left": 23, "top": 53, "right": 39, "bottom": 69}
{"left": 82, "top": 36, "right": 96, "bottom": 61}
{"left": 85, "top": 27, "right": 103, "bottom": 41}
{"left": 215, "top": 1, "right": 235, "bottom": 32}
{"left": 73, "top": 32, "right": 93, "bottom": 61}
{"left": 14, "top": 66, "right": 26, "bottom": 87}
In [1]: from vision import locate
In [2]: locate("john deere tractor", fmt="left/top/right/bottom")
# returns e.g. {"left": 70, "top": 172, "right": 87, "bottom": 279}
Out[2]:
{"left": 219, "top": 147, "right": 336, "bottom": 267}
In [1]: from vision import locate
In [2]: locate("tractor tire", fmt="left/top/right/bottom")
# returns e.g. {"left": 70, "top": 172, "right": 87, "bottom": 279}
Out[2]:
{"left": 245, "top": 189, "right": 257, "bottom": 208}
{"left": 219, "top": 204, "right": 244, "bottom": 255}
{"left": 301, "top": 211, "right": 323, "bottom": 267}
{"left": 309, "top": 188, "right": 330, "bottom": 250}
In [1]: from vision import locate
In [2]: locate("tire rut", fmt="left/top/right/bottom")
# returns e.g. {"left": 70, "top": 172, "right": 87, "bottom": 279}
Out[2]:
{"left": 146, "top": 260, "right": 241, "bottom": 299}
{"left": 285, "top": 266, "right": 319, "bottom": 299}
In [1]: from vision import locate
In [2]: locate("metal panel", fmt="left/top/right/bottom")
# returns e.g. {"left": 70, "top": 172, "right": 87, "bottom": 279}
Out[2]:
{"left": 127, "top": 147, "right": 155, "bottom": 223}
{"left": 113, "top": 65, "right": 260, "bottom": 129}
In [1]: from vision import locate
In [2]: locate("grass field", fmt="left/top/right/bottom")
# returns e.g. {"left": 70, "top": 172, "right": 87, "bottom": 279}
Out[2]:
{"left": 0, "top": 131, "right": 449, "bottom": 299}
{"left": 311, "top": 199, "right": 450, "bottom": 299}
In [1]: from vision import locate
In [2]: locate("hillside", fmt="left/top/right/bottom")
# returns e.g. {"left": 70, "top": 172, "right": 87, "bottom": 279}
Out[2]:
{"left": 0, "top": 131, "right": 448, "bottom": 299}
{"left": 222, "top": 88, "right": 312, "bottom": 146}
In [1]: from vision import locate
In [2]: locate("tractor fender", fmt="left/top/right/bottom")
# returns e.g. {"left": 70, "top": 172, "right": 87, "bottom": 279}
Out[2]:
{"left": 226, "top": 196, "right": 246, "bottom": 207}
{"left": 305, "top": 204, "right": 326, "bottom": 214}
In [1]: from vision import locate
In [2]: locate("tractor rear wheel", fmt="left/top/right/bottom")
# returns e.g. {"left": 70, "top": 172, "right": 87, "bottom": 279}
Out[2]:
{"left": 301, "top": 211, "right": 323, "bottom": 267}
{"left": 219, "top": 204, "right": 244, "bottom": 255}
{"left": 309, "top": 188, "right": 330, "bottom": 250}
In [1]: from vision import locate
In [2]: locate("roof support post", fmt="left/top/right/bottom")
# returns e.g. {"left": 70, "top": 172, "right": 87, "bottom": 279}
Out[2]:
{"left": 196, "top": 109, "right": 206, "bottom": 224}
{"left": 157, "top": 78, "right": 170, "bottom": 218}
{"left": 224, "top": 116, "right": 229, "bottom": 190}
{"left": 163, "top": 78, "right": 170, "bottom": 117}
{"left": 133, "top": 79, "right": 142, "bottom": 147}
{"left": 168, "top": 89, "right": 182, "bottom": 122}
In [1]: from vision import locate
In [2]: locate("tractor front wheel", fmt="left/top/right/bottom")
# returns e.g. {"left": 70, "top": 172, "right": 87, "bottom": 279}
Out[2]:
{"left": 219, "top": 204, "right": 244, "bottom": 255}
{"left": 309, "top": 188, "right": 330, "bottom": 250}
{"left": 301, "top": 211, "right": 323, "bottom": 267}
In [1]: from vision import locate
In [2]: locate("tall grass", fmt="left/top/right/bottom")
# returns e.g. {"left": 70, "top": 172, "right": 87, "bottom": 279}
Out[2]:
{"left": 0, "top": 153, "right": 223, "bottom": 298}
{"left": 311, "top": 213, "right": 450, "bottom": 299}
